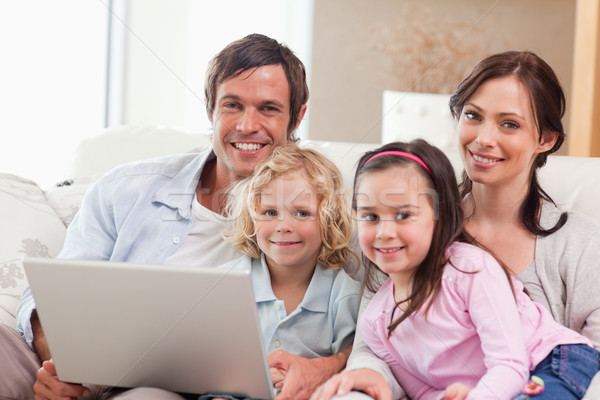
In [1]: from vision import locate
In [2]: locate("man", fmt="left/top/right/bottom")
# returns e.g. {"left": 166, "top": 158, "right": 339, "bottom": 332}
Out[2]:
{"left": 1, "top": 33, "right": 352, "bottom": 400}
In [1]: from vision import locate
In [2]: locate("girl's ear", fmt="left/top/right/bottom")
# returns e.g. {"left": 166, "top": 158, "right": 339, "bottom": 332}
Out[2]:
{"left": 536, "top": 130, "right": 558, "bottom": 153}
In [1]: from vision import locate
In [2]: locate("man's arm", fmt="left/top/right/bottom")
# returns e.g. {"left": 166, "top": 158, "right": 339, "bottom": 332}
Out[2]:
{"left": 31, "top": 310, "right": 50, "bottom": 362}
{"left": 269, "top": 344, "right": 352, "bottom": 400}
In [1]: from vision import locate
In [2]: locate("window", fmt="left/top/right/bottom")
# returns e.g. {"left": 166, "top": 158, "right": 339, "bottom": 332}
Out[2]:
{"left": 0, "top": 1, "right": 108, "bottom": 188}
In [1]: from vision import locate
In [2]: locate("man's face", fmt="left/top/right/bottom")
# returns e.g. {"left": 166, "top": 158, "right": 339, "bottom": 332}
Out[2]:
{"left": 210, "top": 65, "right": 295, "bottom": 182}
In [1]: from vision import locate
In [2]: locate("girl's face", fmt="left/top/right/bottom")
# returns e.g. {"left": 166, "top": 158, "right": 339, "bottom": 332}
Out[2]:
{"left": 457, "top": 76, "right": 556, "bottom": 189}
{"left": 354, "top": 165, "right": 435, "bottom": 284}
{"left": 255, "top": 171, "right": 322, "bottom": 272}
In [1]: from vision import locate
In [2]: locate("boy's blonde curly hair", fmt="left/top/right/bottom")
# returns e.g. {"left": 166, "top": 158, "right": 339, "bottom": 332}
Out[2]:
{"left": 223, "top": 144, "right": 358, "bottom": 270}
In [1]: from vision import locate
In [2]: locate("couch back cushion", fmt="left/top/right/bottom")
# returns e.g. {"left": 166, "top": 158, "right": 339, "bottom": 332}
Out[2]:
{"left": 0, "top": 174, "right": 67, "bottom": 329}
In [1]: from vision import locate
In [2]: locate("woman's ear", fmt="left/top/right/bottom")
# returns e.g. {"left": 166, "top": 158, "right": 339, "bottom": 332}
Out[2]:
{"left": 537, "top": 130, "right": 559, "bottom": 153}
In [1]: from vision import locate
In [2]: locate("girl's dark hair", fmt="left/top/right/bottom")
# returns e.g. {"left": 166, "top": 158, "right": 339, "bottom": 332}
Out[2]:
{"left": 449, "top": 50, "right": 567, "bottom": 236}
{"left": 352, "top": 140, "right": 470, "bottom": 333}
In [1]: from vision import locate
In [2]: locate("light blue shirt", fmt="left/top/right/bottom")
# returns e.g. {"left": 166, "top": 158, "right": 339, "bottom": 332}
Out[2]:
{"left": 17, "top": 149, "right": 215, "bottom": 348}
{"left": 219, "top": 254, "right": 361, "bottom": 358}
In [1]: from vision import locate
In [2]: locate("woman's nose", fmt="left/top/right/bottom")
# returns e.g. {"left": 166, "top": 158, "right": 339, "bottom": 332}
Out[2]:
{"left": 475, "top": 122, "right": 497, "bottom": 147}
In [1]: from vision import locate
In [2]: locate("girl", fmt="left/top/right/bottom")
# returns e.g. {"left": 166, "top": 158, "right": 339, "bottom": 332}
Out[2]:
{"left": 335, "top": 140, "right": 599, "bottom": 400}
{"left": 220, "top": 143, "right": 361, "bottom": 362}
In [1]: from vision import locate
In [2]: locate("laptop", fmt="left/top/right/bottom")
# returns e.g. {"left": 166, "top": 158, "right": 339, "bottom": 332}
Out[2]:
{"left": 23, "top": 257, "right": 278, "bottom": 399}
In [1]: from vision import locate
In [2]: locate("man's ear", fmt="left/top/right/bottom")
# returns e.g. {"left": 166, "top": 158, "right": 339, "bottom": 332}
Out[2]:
{"left": 293, "top": 104, "right": 308, "bottom": 130}
{"left": 537, "top": 130, "right": 559, "bottom": 153}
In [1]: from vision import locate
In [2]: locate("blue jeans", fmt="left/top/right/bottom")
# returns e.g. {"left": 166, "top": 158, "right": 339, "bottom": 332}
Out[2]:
{"left": 514, "top": 344, "right": 600, "bottom": 399}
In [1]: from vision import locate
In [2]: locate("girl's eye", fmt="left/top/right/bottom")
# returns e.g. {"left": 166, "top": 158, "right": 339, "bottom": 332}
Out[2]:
{"left": 396, "top": 212, "right": 411, "bottom": 221}
{"left": 361, "top": 213, "right": 378, "bottom": 222}
{"left": 264, "top": 210, "right": 277, "bottom": 217}
{"left": 464, "top": 110, "right": 480, "bottom": 121}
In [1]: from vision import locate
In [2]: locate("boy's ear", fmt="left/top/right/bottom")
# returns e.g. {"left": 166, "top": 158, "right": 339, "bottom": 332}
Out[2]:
{"left": 537, "top": 130, "right": 558, "bottom": 153}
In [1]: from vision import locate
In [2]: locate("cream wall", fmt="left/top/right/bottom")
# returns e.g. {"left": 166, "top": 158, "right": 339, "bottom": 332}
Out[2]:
{"left": 118, "top": 1, "right": 576, "bottom": 150}
{"left": 308, "top": 0, "right": 576, "bottom": 147}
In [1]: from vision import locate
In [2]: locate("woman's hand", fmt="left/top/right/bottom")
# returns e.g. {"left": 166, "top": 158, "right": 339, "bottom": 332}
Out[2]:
{"left": 310, "top": 369, "right": 391, "bottom": 400}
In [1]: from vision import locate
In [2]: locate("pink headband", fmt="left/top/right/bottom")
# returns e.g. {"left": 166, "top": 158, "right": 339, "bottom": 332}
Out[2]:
{"left": 363, "top": 151, "right": 433, "bottom": 177}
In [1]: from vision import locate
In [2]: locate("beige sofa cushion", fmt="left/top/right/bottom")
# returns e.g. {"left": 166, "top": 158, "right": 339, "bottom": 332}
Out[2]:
{"left": 0, "top": 174, "right": 66, "bottom": 329}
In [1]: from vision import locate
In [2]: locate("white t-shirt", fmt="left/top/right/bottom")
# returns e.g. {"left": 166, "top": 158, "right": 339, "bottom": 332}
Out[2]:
{"left": 164, "top": 194, "right": 240, "bottom": 267}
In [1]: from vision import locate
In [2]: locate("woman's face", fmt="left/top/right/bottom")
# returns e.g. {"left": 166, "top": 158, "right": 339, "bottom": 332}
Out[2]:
{"left": 456, "top": 76, "right": 556, "bottom": 189}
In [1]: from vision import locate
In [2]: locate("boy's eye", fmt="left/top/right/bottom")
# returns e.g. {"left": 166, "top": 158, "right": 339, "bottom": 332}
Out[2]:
{"left": 295, "top": 210, "right": 310, "bottom": 218}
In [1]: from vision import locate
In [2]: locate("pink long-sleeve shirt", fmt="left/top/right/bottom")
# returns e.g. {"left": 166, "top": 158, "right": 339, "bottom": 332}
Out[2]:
{"left": 360, "top": 242, "right": 591, "bottom": 400}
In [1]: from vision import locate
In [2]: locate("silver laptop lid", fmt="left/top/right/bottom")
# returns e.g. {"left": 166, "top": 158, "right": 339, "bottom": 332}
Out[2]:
{"left": 23, "top": 257, "right": 277, "bottom": 399}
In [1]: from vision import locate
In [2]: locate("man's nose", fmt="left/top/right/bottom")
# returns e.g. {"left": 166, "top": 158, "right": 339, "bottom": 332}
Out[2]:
{"left": 236, "top": 108, "right": 260, "bottom": 134}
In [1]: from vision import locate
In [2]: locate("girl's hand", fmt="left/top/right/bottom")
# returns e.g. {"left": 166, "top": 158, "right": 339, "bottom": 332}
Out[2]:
{"left": 310, "top": 369, "right": 391, "bottom": 400}
{"left": 444, "top": 382, "right": 472, "bottom": 400}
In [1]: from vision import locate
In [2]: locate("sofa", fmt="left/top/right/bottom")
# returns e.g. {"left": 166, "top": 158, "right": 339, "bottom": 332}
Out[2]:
{"left": 2, "top": 123, "right": 600, "bottom": 335}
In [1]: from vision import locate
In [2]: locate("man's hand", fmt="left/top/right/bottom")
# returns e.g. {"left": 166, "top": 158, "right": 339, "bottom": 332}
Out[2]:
{"left": 33, "top": 360, "right": 91, "bottom": 400}
{"left": 444, "top": 382, "right": 472, "bottom": 400}
{"left": 310, "top": 369, "right": 391, "bottom": 400}
{"left": 268, "top": 348, "right": 349, "bottom": 400}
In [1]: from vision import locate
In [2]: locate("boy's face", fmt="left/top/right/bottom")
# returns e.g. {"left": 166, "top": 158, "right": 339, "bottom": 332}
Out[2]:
{"left": 255, "top": 171, "right": 321, "bottom": 272}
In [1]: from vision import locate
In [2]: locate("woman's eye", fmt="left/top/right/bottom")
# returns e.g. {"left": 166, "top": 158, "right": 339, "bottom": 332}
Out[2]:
{"left": 464, "top": 111, "right": 480, "bottom": 121}
{"left": 502, "top": 121, "right": 519, "bottom": 129}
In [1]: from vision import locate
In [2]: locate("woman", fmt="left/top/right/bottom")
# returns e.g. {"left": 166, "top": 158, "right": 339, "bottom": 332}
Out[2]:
{"left": 311, "top": 50, "right": 600, "bottom": 400}
{"left": 450, "top": 51, "right": 600, "bottom": 350}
